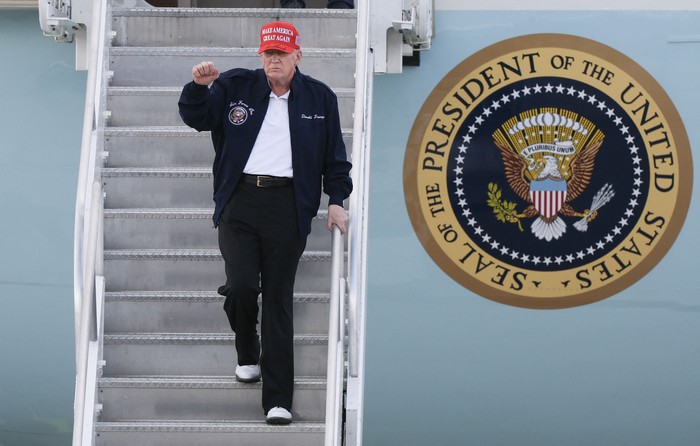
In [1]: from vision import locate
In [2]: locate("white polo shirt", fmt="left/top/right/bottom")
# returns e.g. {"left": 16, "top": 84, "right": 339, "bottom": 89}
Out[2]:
{"left": 243, "top": 90, "right": 293, "bottom": 177}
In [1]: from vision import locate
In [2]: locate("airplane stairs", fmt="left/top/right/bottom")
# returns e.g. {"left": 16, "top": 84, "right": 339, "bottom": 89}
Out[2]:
{"left": 91, "top": 4, "right": 357, "bottom": 445}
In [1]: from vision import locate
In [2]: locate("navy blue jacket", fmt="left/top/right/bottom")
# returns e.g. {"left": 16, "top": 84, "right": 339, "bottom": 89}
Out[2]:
{"left": 178, "top": 67, "right": 353, "bottom": 235}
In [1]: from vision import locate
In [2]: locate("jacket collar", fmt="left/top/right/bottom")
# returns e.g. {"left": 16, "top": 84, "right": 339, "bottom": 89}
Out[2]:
{"left": 255, "top": 67, "right": 302, "bottom": 101}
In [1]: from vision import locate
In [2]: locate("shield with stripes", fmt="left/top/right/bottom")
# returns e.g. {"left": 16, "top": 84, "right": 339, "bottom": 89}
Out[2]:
{"left": 529, "top": 178, "right": 567, "bottom": 219}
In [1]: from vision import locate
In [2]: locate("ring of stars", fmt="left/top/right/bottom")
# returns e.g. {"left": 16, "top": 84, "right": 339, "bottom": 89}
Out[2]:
{"left": 451, "top": 81, "right": 645, "bottom": 268}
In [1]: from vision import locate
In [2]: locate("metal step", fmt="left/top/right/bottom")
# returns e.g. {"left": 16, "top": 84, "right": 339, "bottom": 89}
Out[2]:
{"left": 103, "top": 249, "right": 333, "bottom": 293}
{"left": 104, "top": 127, "right": 353, "bottom": 168}
{"left": 102, "top": 164, "right": 352, "bottom": 209}
{"left": 188, "top": 0, "right": 333, "bottom": 6}
{"left": 104, "top": 290, "right": 330, "bottom": 334}
{"left": 102, "top": 333, "right": 329, "bottom": 377}
{"left": 102, "top": 167, "right": 213, "bottom": 208}
{"left": 104, "top": 208, "right": 218, "bottom": 249}
{"left": 105, "top": 127, "right": 214, "bottom": 168}
{"left": 99, "top": 376, "right": 326, "bottom": 421}
{"left": 109, "top": 47, "right": 356, "bottom": 88}
{"left": 106, "top": 86, "right": 355, "bottom": 128}
{"left": 103, "top": 208, "right": 334, "bottom": 251}
{"left": 95, "top": 420, "right": 324, "bottom": 446}
{"left": 111, "top": 8, "right": 357, "bottom": 49}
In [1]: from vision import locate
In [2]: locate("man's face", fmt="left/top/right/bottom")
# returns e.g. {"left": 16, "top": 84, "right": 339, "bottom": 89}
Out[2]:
{"left": 261, "top": 49, "right": 301, "bottom": 86}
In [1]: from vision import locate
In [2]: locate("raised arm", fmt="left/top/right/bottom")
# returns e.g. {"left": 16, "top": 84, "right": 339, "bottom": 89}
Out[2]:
{"left": 178, "top": 61, "right": 225, "bottom": 132}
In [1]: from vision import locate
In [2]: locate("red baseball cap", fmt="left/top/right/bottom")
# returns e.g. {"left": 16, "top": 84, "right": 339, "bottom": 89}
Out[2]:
{"left": 259, "top": 21, "right": 301, "bottom": 54}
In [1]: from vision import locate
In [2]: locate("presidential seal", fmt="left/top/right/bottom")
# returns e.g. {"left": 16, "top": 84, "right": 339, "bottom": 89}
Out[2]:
{"left": 229, "top": 105, "right": 249, "bottom": 125}
{"left": 404, "top": 34, "right": 693, "bottom": 309}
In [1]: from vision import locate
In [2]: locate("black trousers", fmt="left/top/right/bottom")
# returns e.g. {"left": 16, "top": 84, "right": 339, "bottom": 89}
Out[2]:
{"left": 217, "top": 182, "right": 307, "bottom": 414}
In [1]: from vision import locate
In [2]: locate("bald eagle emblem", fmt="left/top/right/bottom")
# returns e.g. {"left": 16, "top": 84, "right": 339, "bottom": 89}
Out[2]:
{"left": 229, "top": 105, "right": 249, "bottom": 125}
{"left": 489, "top": 109, "right": 615, "bottom": 241}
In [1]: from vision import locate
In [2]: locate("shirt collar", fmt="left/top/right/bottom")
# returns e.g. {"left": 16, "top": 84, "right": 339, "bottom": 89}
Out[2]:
{"left": 270, "top": 90, "right": 290, "bottom": 100}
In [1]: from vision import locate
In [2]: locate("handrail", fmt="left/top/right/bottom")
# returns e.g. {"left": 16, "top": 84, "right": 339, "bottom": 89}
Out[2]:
{"left": 334, "top": 0, "right": 371, "bottom": 444}
{"left": 73, "top": 181, "right": 103, "bottom": 446}
{"left": 347, "top": 0, "right": 371, "bottom": 381}
{"left": 72, "top": 0, "right": 108, "bottom": 443}
{"left": 325, "top": 226, "right": 345, "bottom": 446}
{"left": 337, "top": 1, "right": 373, "bottom": 445}
{"left": 324, "top": 3, "right": 372, "bottom": 444}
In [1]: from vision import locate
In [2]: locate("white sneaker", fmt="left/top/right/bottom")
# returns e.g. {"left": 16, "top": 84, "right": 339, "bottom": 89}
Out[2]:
{"left": 235, "top": 364, "right": 261, "bottom": 383}
{"left": 266, "top": 406, "right": 292, "bottom": 425}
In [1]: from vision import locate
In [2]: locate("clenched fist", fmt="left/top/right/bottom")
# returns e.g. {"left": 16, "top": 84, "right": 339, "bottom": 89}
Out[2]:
{"left": 192, "top": 61, "right": 220, "bottom": 85}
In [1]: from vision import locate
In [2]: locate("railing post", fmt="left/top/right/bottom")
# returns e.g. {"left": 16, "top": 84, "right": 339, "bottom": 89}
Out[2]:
{"left": 325, "top": 226, "right": 344, "bottom": 446}
{"left": 73, "top": 181, "right": 103, "bottom": 446}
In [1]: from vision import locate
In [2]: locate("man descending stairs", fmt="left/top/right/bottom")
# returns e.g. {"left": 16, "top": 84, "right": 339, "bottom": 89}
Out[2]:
{"left": 179, "top": 19, "right": 352, "bottom": 426}
{"left": 96, "top": 4, "right": 356, "bottom": 445}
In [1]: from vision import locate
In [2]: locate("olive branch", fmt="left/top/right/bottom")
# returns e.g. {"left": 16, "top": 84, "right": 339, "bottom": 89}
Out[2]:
{"left": 487, "top": 182, "right": 524, "bottom": 231}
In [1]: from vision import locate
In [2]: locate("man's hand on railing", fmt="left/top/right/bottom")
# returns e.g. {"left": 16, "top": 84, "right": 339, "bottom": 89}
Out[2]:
{"left": 327, "top": 204, "right": 347, "bottom": 235}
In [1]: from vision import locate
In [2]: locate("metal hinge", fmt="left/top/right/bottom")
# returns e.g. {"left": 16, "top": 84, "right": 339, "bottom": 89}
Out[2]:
{"left": 38, "top": 0, "right": 79, "bottom": 43}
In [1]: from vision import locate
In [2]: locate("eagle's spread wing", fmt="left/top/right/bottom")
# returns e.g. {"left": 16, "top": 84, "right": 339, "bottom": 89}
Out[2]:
{"left": 494, "top": 141, "right": 530, "bottom": 201}
{"left": 566, "top": 139, "right": 603, "bottom": 201}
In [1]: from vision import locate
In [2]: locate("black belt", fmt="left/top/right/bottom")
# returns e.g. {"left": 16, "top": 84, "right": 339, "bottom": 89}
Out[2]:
{"left": 240, "top": 174, "right": 293, "bottom": 188}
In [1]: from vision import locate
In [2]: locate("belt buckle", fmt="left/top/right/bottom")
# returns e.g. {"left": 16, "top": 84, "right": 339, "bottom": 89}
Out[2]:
{"left": 256, "top": 175, "right": 269, "bottom": 187}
